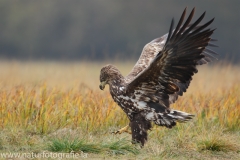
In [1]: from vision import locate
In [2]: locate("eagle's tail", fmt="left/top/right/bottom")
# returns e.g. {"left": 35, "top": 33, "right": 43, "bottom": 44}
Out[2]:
{"left": 169, "top": 110, "right": 194, "bottom": 122}
{"left": 154, "top": 110, "right": 194, "bottom": 128}
{"left": 130, "top": 113, "right": 152, "bottom": 147}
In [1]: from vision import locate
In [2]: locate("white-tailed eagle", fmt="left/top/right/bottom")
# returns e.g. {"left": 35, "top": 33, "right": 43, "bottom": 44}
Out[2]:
{"left": 99, "top": 8, "right": 217, "bottom": 146}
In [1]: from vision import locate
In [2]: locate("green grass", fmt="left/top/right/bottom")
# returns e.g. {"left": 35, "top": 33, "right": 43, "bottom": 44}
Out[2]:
{"left": 48, "top": 137, "right": 139, "bottom": 155}
{"left": 48, "top": 138, "right": 102, "bottom": 153}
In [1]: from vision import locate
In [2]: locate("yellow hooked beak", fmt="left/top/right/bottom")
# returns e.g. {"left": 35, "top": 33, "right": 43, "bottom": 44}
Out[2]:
{"left": 99, "top": 81, "right": 106, "bottom": 90}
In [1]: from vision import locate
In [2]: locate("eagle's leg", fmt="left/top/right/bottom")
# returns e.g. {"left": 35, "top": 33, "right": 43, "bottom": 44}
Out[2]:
{"left": 112, "top": 125, "right": 132, "bottom": 134}
{"left": 130, "top": 113, "right": 152, "bottom": 147}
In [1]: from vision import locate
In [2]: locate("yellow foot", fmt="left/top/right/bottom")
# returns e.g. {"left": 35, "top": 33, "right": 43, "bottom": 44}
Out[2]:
{"left": 112, "top": 125, "right": 132, "bottom": 134}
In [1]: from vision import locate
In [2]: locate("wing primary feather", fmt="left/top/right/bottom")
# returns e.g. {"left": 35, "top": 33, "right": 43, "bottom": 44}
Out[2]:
{"left": 176, "top": 7, "right": 195, "bottom": 38}
{"left": 204, "top": 48, "right": 218, "bottom": 55}
{"left": 165, "top": 18, "right": 175, "bottom": 45}
{"left": 171, "top": 7, "right": 187, "bottom": 38}
{"left": 202, "top": 51, "right": 218, "bottom": 60}
{"left": 188, "top": 29, "right": 214, "bottom": 43}
{"left": 190, "top": 18, "right": 215, "bottom": 35}
{"left": 208, "top": 43, "right": 218, "bottom": 47}
{"left": 182, "top": 11, "right": 206, "bottom": 36}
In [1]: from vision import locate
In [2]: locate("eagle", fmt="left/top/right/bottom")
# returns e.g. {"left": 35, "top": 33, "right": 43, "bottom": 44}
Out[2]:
{"left": 99, "top": 8, "right": 217, "bottom": 146}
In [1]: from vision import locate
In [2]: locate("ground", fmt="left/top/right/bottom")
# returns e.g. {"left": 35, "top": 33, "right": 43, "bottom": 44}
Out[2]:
{"left": 0, "top": 61, "right": 239, "bottom": 159}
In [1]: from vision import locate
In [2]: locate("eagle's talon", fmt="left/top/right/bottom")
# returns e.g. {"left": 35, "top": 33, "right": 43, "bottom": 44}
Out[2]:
{"left": 112, "top": 125, "right": 131, "bottom": 134}
{"left": 111, "top": 130, "right": 120, "bottom": 134}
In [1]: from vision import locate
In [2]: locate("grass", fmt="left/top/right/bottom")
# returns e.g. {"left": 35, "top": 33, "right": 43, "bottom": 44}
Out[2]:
{"left": 48, "top": 137, "right": 139, "bottom": 155}
{"left": 0, "top": 60, "right": 239, "bottom": 159}
{"left": 48, "top": 138, "right": 102, "bottom": 153}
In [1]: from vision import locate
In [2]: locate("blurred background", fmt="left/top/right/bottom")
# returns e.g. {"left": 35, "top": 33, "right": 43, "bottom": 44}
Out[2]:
{"left": 0, "top": 0, "right": 239, "bottom": 62}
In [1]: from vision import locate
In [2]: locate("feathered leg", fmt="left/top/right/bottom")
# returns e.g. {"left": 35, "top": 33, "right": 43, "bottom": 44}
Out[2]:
{"left": 130, "top": 113, "right": 152, "bottom": 147}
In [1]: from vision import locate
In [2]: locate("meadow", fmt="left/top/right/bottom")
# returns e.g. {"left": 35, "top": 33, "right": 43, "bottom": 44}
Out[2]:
{"left": 0, "top": 60, "right": 239, "bottom": 159}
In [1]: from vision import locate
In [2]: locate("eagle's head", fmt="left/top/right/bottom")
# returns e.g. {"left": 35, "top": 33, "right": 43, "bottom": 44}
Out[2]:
{"left": 99, "top": 64, "right": 123, "bottom": 90}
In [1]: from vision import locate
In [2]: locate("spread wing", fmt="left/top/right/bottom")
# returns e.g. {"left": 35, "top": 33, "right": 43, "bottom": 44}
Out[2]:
{"left": 125, "top": 8, "right": 217, "bottom": 108}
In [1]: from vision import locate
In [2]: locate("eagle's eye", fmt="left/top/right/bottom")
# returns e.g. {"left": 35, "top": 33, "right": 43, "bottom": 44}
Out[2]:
{"left": 100, "top": 65, "right": 113, "bottom": 82}
{"left": 100, "top": 74, "right": 106, "bottom": 82}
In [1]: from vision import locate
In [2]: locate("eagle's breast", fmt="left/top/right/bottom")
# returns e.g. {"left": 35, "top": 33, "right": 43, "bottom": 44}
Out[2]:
{"left": 110, "top": 82, "right": 149, "bottom": 120}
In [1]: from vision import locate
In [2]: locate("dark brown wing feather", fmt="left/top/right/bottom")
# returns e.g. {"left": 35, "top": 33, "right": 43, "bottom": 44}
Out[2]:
{"left": 126, "top": 8, "right": 217, "bottom": 107}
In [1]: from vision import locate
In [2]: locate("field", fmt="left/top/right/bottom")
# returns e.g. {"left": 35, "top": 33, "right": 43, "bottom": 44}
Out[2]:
{"left": 0, "top": 60, "right": 239, "bottom": 159}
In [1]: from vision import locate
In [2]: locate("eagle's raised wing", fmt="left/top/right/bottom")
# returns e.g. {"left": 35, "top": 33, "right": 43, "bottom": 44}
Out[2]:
{"left": 125, "top": 8, "right": 217, "bottom": 107}
{"left": 125, "top": 34, "right": 168, "bottom": 83}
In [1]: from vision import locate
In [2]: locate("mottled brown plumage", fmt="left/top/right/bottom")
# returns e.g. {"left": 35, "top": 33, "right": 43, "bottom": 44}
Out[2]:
{"left": 99, "top": 8, "right": 217, "bottom": 146}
